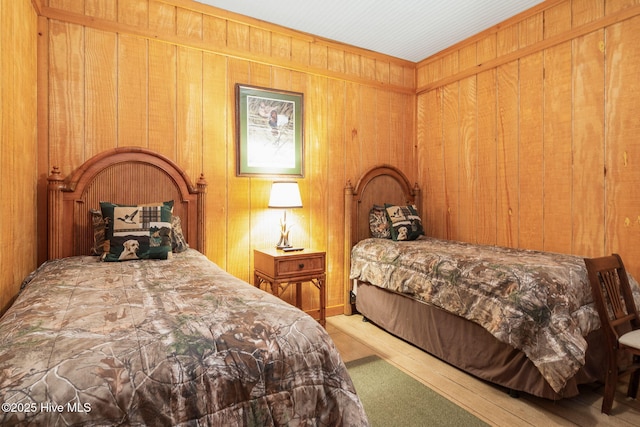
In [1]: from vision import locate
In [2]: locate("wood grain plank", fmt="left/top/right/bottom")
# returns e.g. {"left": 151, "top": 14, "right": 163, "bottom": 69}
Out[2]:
{"left": 518, "top": 52, "right": 544, "bottom": 251}
{"left": 177, "top": 8, "right": 202, "bottom": 41}
{"left": 572, "top": 0, "right": 605, "bottom": 26}
{"left": 149, "top": 0, "right": 176, "bottom": 35}
{"left": 327, "top": 78, "right": 347, "bottom": 309}
{"left": 496, "top": 61, "right": 518, "bottom": 247}
{"left": 85, "top": 0, "right": 117, "bottom": 21}
{"left": 443, "top": 83, "right": 460, "bottom": 240}
{"left": 250, "top": 26, "right": 270, "bottom": 57}
{"left": 84, "top": 28, "right": 117, "bottom": 158}
{"left": 458, "top": 76, "right": 478, "bottom": 243}
{"left": 176, "top": 46, "right": 203, "bottom": 181}
{"left": 345, "top": 82, "right": 361, "bottom": 182}
{"left": 572, "top": 30, "right": 605, "bottom": 256}
{"left": 227, "top": 21, "right": 249, "bottom": 52}
{"left": 422, "top": 89, "right": 446, "bottom": 238}
{"left": 148, "top": 40, "right": 176, "bottom": 159}
{"left": 544, "top": 1, "right": 572, "bottom": 38}
{"left": 0, "top": 0, "right": 38, "bottom": 315}
{"left": 117, "top": 0, "right": 147, "bottom": 28}
{"left": 359, "top": 85, "right": 377, "bottom": 168}
{"left": 376, "top": 89, "right": 390, "bottom": 163}
{"left": 476, "top": 69, "right": 497, "bottom": 245}
{"left": 202, "top": 14, "right": 226, "bottom": 48}
{"left": 605, "top": 16, "right": 640, "bottom": 278}
{"left": 117, "top": 34, "right": 148, "bottom": 148}
{"left": 49, "top": 20, "right": 85, "bottom": 173}
{"left": 519, "top": 12, "right": 543, "bottom": 48}
{"left": 225, "top": 57, "right": 251, "bottom": 281}
{"left": 202, "top": 52, "right": 228, "bottom": 267}
{"left": 271, "top": 33, "right": 291, "bottom": 61}
{"left": 543, "top": 41, "right": 572, "bottom": 254}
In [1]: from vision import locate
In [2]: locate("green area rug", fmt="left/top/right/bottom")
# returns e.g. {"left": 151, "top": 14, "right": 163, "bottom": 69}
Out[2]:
{"left": 346, "top": 355, "right": 489, "bottom": 427}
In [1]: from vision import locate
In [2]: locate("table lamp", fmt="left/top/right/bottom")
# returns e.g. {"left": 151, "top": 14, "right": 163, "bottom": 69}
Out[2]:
{"left": 268, "top": 181, "right": 302, "bottom": 249}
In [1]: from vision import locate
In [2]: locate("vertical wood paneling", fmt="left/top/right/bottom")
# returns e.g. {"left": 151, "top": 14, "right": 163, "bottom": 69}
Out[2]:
{"left": 415, "top": 0, "right": 640, "bottom": 281}
{"left": 117, "top": 35, "right": 148, "bottom": 147}
{"left": 85, "top": 28, "right": 117, "bottom": 158}
{"left": 518, "top": 52, "right": 544, "bottom": 251}
{"left": 225, "top": 58, "right": 251, "bottom": 281}
{"left": 423, "top": 89, "right": 446, "bottom": 237}
{"left": 572, "top": 30, "right": 605, "bottom": 255}
{"left": 149, "top": 40, "right": 177, "bottom": 159}
{"left": 458, "top": 76, "right": 477, "bottom": 243}
{"left": 177, "top": 46, "right": 203, "bottom": 179}
{"left": 202, "top": 52, "right": 228, "bottom": 267}
{"left": 442, "top": 83, "right": 459, "bottom": 240}
{"left": 543, "top": 41, "right": 572, "bottom": 254}
{"left": 345, "top": 82, "right": 361, "bottom": 180}
{"left": 0, "top": 0, "right": 38, "bottom": 314}
{"left": 49, "top": 20, "right": 85, "bottom": 173}
{"left": 327, "top": 78, "right": 347, "bottom": 309}
{"left": 496, "top": 61, "right": 519, "bottom": 247}
{"left": 605, "top": 16, "right": 640, "bottom": 265}
{"left": 475, "top": 70, "right": 498, "bottom": 245}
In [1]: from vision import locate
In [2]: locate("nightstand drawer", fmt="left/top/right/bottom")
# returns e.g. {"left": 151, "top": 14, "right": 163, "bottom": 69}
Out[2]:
{"left": 277, "top": 256, "right": 324, "bottom": 276}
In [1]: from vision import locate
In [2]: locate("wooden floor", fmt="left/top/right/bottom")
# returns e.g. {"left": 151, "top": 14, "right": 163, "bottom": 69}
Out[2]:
{"left": 327, "top": 314, "right": 640, "bottom": 427}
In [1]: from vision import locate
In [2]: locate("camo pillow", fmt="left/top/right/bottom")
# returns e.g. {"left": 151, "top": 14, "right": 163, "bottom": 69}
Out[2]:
{"left": 369, "top": 205, "right": 391, "bottom": 239}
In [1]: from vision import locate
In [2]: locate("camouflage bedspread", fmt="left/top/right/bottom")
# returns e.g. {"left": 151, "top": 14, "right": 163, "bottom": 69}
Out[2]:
{"left": 350, "top": 237, "right": 640, "bottom": 394}
{"left": 0, "top": 249, "right": 367, "bottom": 426}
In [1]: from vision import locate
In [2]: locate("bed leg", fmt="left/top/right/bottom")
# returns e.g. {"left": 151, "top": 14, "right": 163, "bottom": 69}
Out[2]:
{"left": 508, "top": 389, "right": 520, "bottom": 398}
{"left": 362, "top": 317, "right": 369, "bottom": 323}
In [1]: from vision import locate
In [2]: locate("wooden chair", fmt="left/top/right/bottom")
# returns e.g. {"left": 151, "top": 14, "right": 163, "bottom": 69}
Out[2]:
{"left": 584, "top": 254, "right": 640, "bottom": 414}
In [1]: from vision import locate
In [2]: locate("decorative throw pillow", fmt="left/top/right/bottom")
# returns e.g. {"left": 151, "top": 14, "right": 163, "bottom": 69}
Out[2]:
{"left": 369, "top": 205, "right": 391, "bottom": 238}
{"left": 384, "top": 204, "right": 424, "bottom": 241}
{"left": 100, "top": 201, "right": 174, "bottom": 261}
{"left": 171, "top": 215, "right": 189, "bottom": 253}
{"left": 90, "top": 209, "right": 106, "bottom": 255}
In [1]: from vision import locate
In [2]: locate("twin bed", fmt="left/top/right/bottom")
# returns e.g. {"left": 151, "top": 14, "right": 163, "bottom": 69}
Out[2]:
{"left": 0, "top": 148, "right": 367, "bottom": 426}
{"left": 345, "top": 164, "right": 640, "bottom": 400}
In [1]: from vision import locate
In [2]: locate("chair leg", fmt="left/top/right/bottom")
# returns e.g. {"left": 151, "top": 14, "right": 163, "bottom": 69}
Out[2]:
{"left": 628, "top": 368, "right": 640, "bottom": 400}
{"left": 602, "top": 368, "right": 618, "bottom": 415}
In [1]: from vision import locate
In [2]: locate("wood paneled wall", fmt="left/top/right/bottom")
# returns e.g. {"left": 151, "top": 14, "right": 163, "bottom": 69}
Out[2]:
{"left": 35, "top": 0, "right": 416, "bottom": 317}
{"left": 0, "top": 0, "right": 38, "bottom": 314}
{"left": 417, "top": 0, "right": 640, "bottom": 279}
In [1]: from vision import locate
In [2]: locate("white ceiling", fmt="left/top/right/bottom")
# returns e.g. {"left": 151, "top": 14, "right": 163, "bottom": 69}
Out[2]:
{"left": 196, "top": 0, "right": 544, "bottom": 62}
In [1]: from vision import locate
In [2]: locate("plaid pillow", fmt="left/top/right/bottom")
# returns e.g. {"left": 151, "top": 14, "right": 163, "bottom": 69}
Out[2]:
{"left": 385, "top": 204, "right": 424, "bottom": 241}
{"left": 100, "top": 201, "right": 174, "bottom": 261}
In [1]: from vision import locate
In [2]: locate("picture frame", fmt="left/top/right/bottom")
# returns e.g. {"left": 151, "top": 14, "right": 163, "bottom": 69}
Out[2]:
{"left": 235, "top": 84, "right": 304, "bottom": 177}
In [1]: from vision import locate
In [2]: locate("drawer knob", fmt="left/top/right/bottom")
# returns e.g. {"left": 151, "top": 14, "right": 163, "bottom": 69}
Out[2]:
{"left": 298, "top": 263, "right": 304, "bottom": 269}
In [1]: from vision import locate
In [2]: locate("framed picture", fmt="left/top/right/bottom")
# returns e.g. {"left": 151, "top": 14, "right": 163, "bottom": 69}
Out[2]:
{"left": 236, "top": 84, "right": 304, "bottom": 177}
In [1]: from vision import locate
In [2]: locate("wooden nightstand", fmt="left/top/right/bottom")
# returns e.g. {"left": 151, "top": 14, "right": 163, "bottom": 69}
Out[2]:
{"left": 254, "top": 248, "right": 326, "bottom": 326}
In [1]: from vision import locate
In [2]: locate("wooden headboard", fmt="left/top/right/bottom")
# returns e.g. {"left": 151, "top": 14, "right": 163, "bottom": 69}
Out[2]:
{"left": 343, "top": 164, "right": 421, "bottom": 314}
{"left": 47, "top": 147, "right": 207, "bottom": 259}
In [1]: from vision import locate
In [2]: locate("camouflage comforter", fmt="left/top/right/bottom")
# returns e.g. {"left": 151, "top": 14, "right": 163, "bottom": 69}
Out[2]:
{"left": 350, "top": 237, "right": 640, "bottom": 394}
{"left": 0, "top": 249, "right": 367, "bottom": 426}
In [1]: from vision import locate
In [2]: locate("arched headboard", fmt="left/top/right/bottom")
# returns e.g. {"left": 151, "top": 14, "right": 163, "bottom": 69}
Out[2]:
{"left": 47, "top": 147, "right": 207, "bottom": 259}
{"left": 343, "top": 164, "right": 421, "bottom": 314}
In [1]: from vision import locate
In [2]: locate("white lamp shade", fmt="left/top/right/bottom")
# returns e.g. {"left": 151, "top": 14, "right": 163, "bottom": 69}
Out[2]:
{"left": 268, "top": 181, "right": 302, "bottom": 208}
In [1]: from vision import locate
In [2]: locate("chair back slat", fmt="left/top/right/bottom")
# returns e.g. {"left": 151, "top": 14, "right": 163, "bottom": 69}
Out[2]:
{"left": 600, "top": 268, "right": 628, "bottom": 321}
